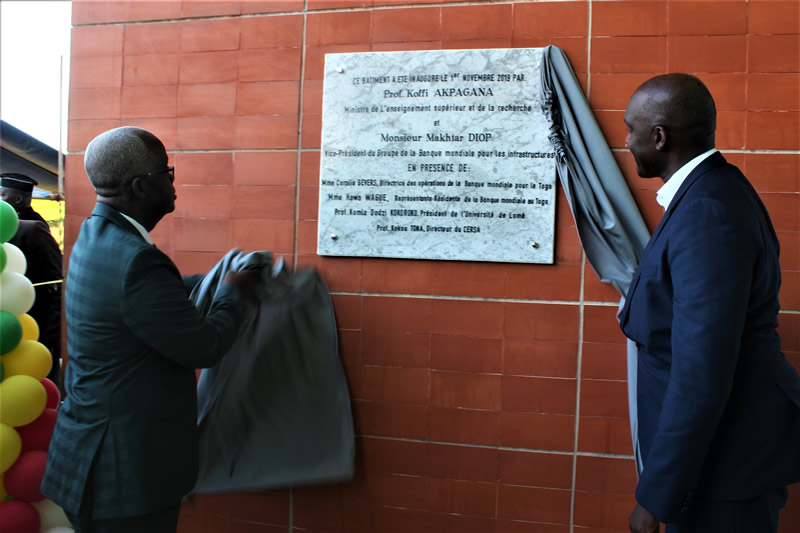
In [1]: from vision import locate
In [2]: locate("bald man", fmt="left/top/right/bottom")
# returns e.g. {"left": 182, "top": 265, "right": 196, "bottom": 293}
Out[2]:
{"left": 41, "top": 127, "right": 261, "bottom": 533}
{"left": 619, "top": 73, "right": 800, "bottom": 533}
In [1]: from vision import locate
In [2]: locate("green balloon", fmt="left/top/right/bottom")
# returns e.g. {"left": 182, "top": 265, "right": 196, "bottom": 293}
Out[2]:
{"left": 0, "top": 310, "right": 23, "bottom": 355}
{"left": 0, "top": 244, "right": 6, "bottom": 273}
{"left": 0, "top": 201, "right": 19, "bottom": 243}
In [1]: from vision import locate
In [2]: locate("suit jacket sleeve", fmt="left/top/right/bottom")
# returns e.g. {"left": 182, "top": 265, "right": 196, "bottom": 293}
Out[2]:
{"left": 26, "top": 221, "right": 64, "bottom": 281}
{"left": 121, "top": 246, "right": 244, "bottom": 368}
{"left": 636, "top": 195, "right": 757, "bottom": 521}
{"left": 182, "top": 274, "right": 204, "bottom": 295}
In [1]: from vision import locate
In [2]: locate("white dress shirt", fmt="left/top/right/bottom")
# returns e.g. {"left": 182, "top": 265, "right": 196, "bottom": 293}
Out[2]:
{"left": 656, "top": 148, "right": 718, "bottom": 210}
{"left": 120, "top": 212, "right": 154, "bottom": 245}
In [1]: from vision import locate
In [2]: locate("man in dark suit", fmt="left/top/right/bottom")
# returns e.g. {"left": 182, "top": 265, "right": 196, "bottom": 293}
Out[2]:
{"left": 620, "top": 74, "right": 800, "bottom": 533}
{"left": 0, "top": 173, "right": 63, "bottom": 383}
{"left": 41, "top": 127, "right": 261, "bottom": 532}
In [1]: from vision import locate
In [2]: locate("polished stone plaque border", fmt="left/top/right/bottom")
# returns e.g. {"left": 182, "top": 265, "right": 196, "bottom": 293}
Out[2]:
{"left": 317, "top": 48, "right": 556, "bottom": 264}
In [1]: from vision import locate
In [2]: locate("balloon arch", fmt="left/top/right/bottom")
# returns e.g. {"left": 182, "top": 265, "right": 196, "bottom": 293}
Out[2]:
{"left": 0, "top": 200, "right": 73, "bottom": 532}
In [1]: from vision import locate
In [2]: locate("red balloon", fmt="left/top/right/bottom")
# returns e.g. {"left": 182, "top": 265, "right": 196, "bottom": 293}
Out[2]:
{"left": 17, "top": 408, "right": 57, "bottom": 452}
{"left": 0, "top": 499, "right": 40, "bottom": 532}
{"left": 4, "top": 450, "right": 47, "bottom": 502}
{"left": 41, "top": 378, "right": 61, "bottom": 410}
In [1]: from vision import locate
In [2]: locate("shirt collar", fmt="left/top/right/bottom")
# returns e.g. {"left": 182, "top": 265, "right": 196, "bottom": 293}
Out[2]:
{"left": 656, "top": 148, "right": 718, "bottom": 210}
{"left": 119, "top": 212, "right": 153, "bottom": 245}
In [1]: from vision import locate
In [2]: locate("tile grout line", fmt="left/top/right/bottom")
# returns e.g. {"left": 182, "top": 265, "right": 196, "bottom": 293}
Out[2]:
{"left": 70, "top": 0, "right": 528, "bottom": 28}
{"left": 570, "top": 252, "right": 588, "bottom": 532}
{"left": 609, "top": 148, "right": 800, "bottom": 154}
{"left": 330, "top": 290, "right": 620, "bottom": 306}
{"left": 585, "top": 0, "right": 593, "bottom": 100}
{"left": 288, "top": 6, "right": 308, "bottom": 527}
{"left": 292, "top": 4, "right": 310, "bottom": 278}
{"left": 742, "top": 0, "right": 750, "bottom": 152}
{"left": 359, "top": 433, "right": 635, "bottom": 460}
{"left": 65, "top": 146, "right": 800, "bottom": 156}
{"left": 571, "top": 10, "right": 592, "bottom": 529}
{"left": 497, "top": 4, "right": 517, "bottom": 521}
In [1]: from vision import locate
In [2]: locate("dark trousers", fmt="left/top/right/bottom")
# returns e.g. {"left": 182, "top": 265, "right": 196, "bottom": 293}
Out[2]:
{"left": 65, "top": 503, "right": 181, "bottom": 533}
{"left": 666, "top": 487, "right": 788, "bottom": 533}
{"left": 65, "top": 463, "right": 181, "bottom": 533}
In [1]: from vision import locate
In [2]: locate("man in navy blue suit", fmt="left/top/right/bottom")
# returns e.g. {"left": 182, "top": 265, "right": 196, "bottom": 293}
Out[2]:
{"left": 620, "top": 74, "right": 800, "bottom": 533}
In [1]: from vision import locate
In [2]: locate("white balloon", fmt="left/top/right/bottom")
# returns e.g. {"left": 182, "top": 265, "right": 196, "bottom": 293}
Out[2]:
{"left": 0, "top": 271, "right": 35, "bottom": 316}
{"left": 33, "top": 499, "right": 73, "bottom": 529}
{"left": 1, "top": 243, "right": 26, "bottom": 274}
{"left": 43, "top": 528, "right": 76, "bottom": 533}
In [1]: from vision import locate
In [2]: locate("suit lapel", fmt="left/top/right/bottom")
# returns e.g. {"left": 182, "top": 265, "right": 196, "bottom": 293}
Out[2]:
{"left": 620, "top": 152, "right": 728, "bottom": 328}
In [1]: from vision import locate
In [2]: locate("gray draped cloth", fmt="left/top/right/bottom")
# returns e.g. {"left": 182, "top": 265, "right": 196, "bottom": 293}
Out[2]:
{"left": 540, "top": 46, "right": 651, "bottom": 472}
{"left": 189, "top": 250, "right": 355, "bottom": 494}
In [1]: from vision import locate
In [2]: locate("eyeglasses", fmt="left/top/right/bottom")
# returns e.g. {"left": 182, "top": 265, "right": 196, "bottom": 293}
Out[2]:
{"left": 125, "top": 167, "right": 175, "bottom": 183}
{"left": 130, "top": 166, "right": 174, "bottom": 182}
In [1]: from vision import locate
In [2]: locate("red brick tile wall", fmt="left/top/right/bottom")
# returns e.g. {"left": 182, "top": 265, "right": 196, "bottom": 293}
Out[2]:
{"left": 64, "top": 1, "right": 800, "bottom": 531}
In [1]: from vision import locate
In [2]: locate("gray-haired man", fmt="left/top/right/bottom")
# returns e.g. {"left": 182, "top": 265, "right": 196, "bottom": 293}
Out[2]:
{"left": 42, "top": 127, "right": 260, "bottom": 533}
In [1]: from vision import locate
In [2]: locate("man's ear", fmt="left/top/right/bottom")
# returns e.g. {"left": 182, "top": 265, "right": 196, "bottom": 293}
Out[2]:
{"left": 652, "top": 125, "right": 668, "bottom": 152}
{"left": 129, "top": 177, "right": 148, "bottom": 199}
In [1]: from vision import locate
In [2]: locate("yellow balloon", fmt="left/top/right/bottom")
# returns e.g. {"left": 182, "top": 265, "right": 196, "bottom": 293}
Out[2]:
{"left": 0, "top": 472, "right": 6, "bottom": 499}
{"left": 18, "top": 313, "right": 39, "bottom": 342}
{"left": 0, "top": 423, "right": 22, "bottom": 472}
{"left": 1, "top": 340, "right": 52, "bottom": 381}
{"left": 0, "top": 374, "right": 46, "bottom": 427}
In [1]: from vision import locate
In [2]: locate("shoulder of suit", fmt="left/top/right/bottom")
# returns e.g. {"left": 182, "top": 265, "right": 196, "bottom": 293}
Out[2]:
{"left": 13, "top": 219, "right": 48, "bottom": 234}
{"left": 73, "top": 216, "right": 157, "bottom": 274}
{"left": 17, "top": 207, "right": 47, "bottom": 224}
{"left": 9, "top": 219, "right": 52, "bottom": 244}
{"left": 123, "top": 242, "right": 181, "bottom": 285}
{"left": 90, "top": 213, "right": 150, "bottom": 246}
{"left": 695, "top": 161, "right": 749, "bottom": 191}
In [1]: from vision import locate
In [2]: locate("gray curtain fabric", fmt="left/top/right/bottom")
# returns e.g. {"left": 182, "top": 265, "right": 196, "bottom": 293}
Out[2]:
{"left": 190, "top": 250, "right": 355, "bottom": 494}
{"left": 540, "top": 46, "right": 650, "bottom": 295}
{"left": 540, "top": 46, "right": 651, "bottom": 473}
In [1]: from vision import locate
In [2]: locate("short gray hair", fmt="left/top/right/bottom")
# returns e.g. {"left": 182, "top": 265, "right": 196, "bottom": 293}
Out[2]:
{"left": 84, "top": 126, "right": 166, "bottom": 196}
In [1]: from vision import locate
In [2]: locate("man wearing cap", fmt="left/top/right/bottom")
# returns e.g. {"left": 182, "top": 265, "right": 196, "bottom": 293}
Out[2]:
{"left": 0, "top": 172, "right": 63, "bottom": 383}
{"left": 1, "top": 173, "right": 49, "bottom": 223}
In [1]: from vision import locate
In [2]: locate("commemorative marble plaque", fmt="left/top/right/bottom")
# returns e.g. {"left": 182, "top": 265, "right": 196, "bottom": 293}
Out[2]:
{"left": 317, "top": 48, "right": 556, "bottom": 264}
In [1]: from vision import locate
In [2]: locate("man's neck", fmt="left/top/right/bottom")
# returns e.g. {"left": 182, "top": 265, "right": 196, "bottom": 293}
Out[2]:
{"left": 655, "top": 148, "right": 718, "bottom": 210}
{"left": 98, "top": 197, "right": 153, "bottom": 231}
{"left": 661, "top": 147, "right": 715, "bottom": 183}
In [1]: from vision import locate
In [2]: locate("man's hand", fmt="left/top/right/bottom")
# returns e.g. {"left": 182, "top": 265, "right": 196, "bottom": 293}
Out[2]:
{"left": 223, "top": 268, "right": 263, "bottom": 295}
{"left": 629, "top": 503, "right": 659, "bottom": 533}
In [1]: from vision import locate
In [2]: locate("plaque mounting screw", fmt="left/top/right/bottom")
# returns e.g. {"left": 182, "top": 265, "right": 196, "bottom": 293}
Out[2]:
{"left": 330, "top": 233, "right": 339, "bottom": 241}
{"left": 531, "top": 242, "right": 539, "bottom": 249}
{"left": 336, "top": 65, "right": 345, "bottom": 73}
